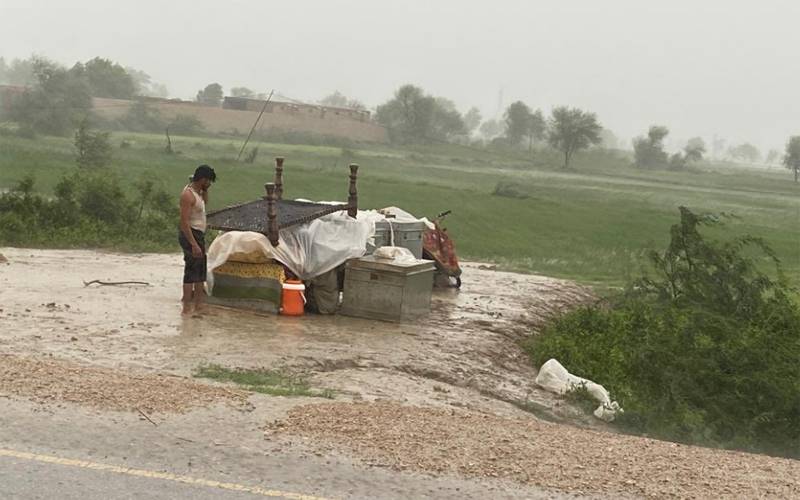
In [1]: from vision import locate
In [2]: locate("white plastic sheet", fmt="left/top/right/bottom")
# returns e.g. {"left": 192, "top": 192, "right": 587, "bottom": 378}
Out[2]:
{"left": 207, "top": 207, "right": 424, "bottom": 285}
{"left": 535, "top": 358, "right": 623, "bottom": 422}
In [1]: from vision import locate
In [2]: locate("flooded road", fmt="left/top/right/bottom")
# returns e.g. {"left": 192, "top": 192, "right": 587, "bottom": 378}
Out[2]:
{"left": 0, "top": 247, "right": 593, "bottom": 419}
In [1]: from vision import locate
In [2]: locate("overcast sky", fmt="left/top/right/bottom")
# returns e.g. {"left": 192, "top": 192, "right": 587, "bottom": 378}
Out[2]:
{"left": 1, "top": 0, "right": 797, "bottom": 152}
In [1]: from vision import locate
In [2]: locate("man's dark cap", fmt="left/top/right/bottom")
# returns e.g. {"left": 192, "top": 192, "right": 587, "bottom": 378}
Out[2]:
{"left": 193, "top": 164, "right": 217, "bottom": 182}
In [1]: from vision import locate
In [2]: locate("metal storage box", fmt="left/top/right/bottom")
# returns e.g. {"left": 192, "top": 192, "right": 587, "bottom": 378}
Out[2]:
{"left": 368, "top": 220, "right": 426, "bottom": 259}
{"left": 340, "top": 256, "right": 435, "bottom": 322}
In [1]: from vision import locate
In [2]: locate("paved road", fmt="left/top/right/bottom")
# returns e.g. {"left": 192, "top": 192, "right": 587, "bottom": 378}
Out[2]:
{"left": 0, "top": 398, "right": 579, "bottom": 500}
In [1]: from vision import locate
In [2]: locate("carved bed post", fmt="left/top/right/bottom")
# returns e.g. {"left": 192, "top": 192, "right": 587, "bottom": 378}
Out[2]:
{"left": 274, "top": 157, "right": 284, "bottom": 200}
{"left": 264, "top": 183, "right": 279, "bottom": 247}
{"left": 348, "top": 163, "right": 359, "bottom": 218}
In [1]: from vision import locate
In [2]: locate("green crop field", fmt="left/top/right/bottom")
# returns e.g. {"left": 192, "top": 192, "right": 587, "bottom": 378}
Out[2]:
{"left": 1, "top": 131, "right": 797, "bottom": 291}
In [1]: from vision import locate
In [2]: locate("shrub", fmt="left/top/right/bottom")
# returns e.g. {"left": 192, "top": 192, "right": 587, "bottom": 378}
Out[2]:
{"left": 492, "top": 181, "right": 529, "bottom": 199}
{"left": 121, "top": 100, "right": 165, "bottom": 132}
{"left": 0, "top": 170, "right": 176, "bottom": 251}
{"left": 74, "top": 119, "right": 112, "bottom": 169}
{"left": 524, "top": 207, "right": 800, "bottom": 457}
{"left": 168, "top": 114, "right": 205, "bottom": 135}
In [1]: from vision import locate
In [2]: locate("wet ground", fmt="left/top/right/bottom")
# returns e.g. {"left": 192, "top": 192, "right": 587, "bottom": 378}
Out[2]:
{"left": 4, "top": 248, "right": 798, "bottom": 499}
{"left": 0, "top": 247, "right": 594, "bottom": 420}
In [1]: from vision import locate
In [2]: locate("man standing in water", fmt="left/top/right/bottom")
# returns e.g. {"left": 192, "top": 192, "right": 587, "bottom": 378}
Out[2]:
{"left": 179, "top": 165, "right": 216, "bottom": 315}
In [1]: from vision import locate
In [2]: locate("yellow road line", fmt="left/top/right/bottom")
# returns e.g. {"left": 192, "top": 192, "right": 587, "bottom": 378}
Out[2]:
{"left": 0, "top": 448, "right": 331, "bottom": 500}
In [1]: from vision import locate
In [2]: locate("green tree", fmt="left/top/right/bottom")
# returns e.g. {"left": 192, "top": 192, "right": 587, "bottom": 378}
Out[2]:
{"left": 783, "top": 136, "right": 800, "bottom": 183}
{"left": 10, "top": 58, "right": 92, "bottom": 135}
{"left": 74, "top": 118, "right": 112, "bottom": 169}
{"left": 503, "top": 101, "right": 532, "bottom": 146}
{"left": 526, "top": 108, "right": 546, "bottom": 152}
{"left": 430, "top": 97, "right": 465, "bottom": 141}
{"left": 125, "top": 66, "right": 151, "bottom": 95}
{"left": 231, "top": 86, "right": 255, "bottom": 98}
{"left": 479, "top": 119, "right": 503, "bottom": 140}
{"left": 728, "top": 143, "right": 761, "bottom": 163}
{"left": 196, "top": 83, "right": 224, "bottom": 106}
{"left": 124, "top": 67, "right": 167, "bottom": 97}
{"left": 765, "top": 149, "right": 780, "bottom": 164}
{"left": 71, "top": 57, "right": 136, "bottom": 99}
{"left": 633, "top": 125, "right": 670, "bottom": 169}
{"left": 376, "top": 84, "right": 435, "bottom": 144}
{"left": 599, "top": 129, "right": 620, "bottom": 149}
{"left": 463, "top": 107, "right": 482, "bottom": 135}
{"left": 547, "top": 106, "right": 602, "bottom": 169}
{"left": 684, "top": 137, "right": 706, "bottom": 162}
{"left": 0, "top": 56, "right": 36, "bottom": 85}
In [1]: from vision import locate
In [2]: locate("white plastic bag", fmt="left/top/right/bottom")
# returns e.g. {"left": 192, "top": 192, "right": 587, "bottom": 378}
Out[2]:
{"left": 373, "top": 246, "right": 417, "bottom": 263}
{"left": 535, "top": 358, "right": 623, "bottom": 422}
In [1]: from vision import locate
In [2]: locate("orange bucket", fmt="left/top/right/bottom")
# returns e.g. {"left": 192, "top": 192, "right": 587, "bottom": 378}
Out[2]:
{"left": 281, "top": 280, "right": 306, "bottom": 316}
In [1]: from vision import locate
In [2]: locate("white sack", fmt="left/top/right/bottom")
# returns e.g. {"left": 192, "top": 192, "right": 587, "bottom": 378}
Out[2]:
{"left": 535, "top": 358, "right": 623, "bottom": 422}
{"left": 373, "top": 246, "right": 417, "bottom": 263}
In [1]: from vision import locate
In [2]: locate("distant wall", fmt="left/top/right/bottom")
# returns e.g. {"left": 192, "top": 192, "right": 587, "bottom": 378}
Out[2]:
{"left": 92, "top": 97, "right": 387, "bottom": 143}
{"left": 223, "top": 96, "right": 372, "bottom": 122}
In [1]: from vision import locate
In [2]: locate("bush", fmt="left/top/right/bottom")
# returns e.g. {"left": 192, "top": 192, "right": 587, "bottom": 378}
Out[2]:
{"left": 492, "top": 181, "right": 529, "bottom": 199}
{"left": 168, "top": 114, "right": 205, "bottom": 135}
{"left": 74, "top": 119, "right": 112, "bottom": 169}
{"left": 524, "top": 207, "right": 800, "bottom": 457}
{"left": 0, "top": 172, "right": 177, "bottom": 250}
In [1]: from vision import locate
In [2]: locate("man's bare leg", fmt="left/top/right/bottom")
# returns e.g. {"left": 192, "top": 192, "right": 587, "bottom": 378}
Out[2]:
{"left": 193, "top": 282, "right": 207, "bottom": 313}
{"left": 181, "top": 283, "right": 194, "bottom": 315}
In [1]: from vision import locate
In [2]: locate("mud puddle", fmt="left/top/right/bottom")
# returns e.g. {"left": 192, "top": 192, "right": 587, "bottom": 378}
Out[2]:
{"left": 0, "top": 248, "right": 593, "bottom": 420}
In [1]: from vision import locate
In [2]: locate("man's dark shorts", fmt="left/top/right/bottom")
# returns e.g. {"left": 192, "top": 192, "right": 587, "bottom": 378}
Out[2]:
{"left": 178, "top": 228, "right": 207, "bottom": 283}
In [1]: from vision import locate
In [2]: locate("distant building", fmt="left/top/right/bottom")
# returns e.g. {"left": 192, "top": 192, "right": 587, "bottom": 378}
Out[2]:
{"left": 223, "top": 96, "right": 371, "bottom": 123}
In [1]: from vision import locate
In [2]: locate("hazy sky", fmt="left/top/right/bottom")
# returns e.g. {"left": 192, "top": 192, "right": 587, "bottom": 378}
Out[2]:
{"left": 2, "top": 0, "right": 798, "bottom": 152}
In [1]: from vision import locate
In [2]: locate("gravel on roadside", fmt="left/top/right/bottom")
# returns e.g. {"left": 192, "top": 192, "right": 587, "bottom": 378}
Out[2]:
{"left": 266, "top": 401, "right": 800, "bottom": 499}
{"left": 0, "top": 354, "right": 248, "bottom": 413}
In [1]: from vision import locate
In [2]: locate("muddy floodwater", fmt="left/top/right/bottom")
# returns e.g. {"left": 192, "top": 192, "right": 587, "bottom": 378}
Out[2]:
{"left": 0, "top": 248, "right": 594, "bottom": 420}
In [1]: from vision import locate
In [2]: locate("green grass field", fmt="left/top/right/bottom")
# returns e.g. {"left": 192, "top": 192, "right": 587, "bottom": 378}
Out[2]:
{"left": 1, "top": 131, "right": 797, "bottom": 290}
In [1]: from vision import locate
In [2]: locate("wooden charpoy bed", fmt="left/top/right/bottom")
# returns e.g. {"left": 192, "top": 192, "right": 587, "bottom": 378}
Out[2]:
{"left": 206, "top": 157, "right": 359, "bottom": 246}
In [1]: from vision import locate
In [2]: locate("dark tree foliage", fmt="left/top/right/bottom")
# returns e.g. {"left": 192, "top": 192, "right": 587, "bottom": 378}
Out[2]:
{"left": 70, "top": 58, "right": 136, "bottom": 99}
{"left": 728, "top": 143, "right": 761, "bottom": 163}
{"left": 196, "top": 83, "right": 224, "bottom": 106}
{"left": 10, "top": 58, "right": 92, "bottom": 136}
{"left": 547, "top": 106, "right": 602, "bottom": 169}
{"left": 230, "top": 86, "right": 256, "bottom": 98}
{"left": 633, "top": 125, "right": 670, "bottom": 169}
{"left": 504, "top": 101, "right": 533, "bottom": 146}
{"left": 463, "top": 107, "right": 482, "bottom": 135}
{"left": 0, "top": 56, "right": 36, "bottom": 85}
{"left": 74, "top": 118, "right": 112, "bottom": 169}
{"left": 376, "top": 84, "right": 464, "bottom": 144}
{"left": 782, "top": 136, "right": 800, "bottom": 183}
{"left": 684, "top": 137, "right": 706, "bottom": 162}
